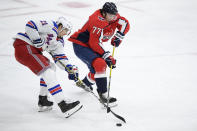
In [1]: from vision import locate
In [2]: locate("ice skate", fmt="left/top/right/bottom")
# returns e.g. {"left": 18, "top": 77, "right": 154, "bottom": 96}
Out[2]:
{"left": 75, "top": 77, "right": 93, "bottom": 92}
{"left": 38, "top": 95, "right": 53, "bottom": 112}
{"left": 98, "top": 92, "right": 117, "bottom": 108}
{"left": 58, "top": 100, "right": 82, "bottom": 118}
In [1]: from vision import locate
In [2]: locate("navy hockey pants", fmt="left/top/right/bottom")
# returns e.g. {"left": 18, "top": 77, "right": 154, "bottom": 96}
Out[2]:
{"left": 72, "top": 43, "right": 100, "bottom": 74}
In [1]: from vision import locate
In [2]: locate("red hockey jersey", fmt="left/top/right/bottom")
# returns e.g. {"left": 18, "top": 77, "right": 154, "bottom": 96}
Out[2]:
{"left": 68, "top": 9, "right": 130, "bottom": 55}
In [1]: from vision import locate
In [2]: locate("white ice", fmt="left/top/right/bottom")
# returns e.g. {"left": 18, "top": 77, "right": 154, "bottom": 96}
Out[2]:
{"left": 0, "top": 0, "right": 197, "bottom": 131}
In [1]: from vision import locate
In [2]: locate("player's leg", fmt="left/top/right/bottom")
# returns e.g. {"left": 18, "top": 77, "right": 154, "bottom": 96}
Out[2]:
{"left": 73, "top": 43, "right": 99, "bottom": 90}
{"left": 36, "top": 54, "right": 82, "bottom": 116}
{"left": 38, "top": 78, "right": 53, "bottom": 112}
{"left": 38, "top": 61, "right": 58, "bottom": 111}
{"left": 73, "top": 43, "right": 117, "bottom": 106}
{"left": 40, "top": 67, "right": 82, "bottom": 116}
{"left": 92, "top": 58, "right": 117, "bottom": 106}
{"left": 14, "top": 39, "right": 82, "bottom": 116}
{"left": 14, "top": 40, "right": 54, "bottom": 111}
{"left": 82, "top": 72, "right": 95, "bottom": 89}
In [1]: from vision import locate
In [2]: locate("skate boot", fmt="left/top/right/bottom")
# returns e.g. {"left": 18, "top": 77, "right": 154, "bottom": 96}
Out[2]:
{"left": 58, "top": 100, "right": 83, "bottom": 118}
{"left": 76, "top": 76, "right": 93, "bottom": 92}
{"left": 98, "top": 92, "right": 117, "bottom": 107}
{"left": 38, "top": 95, "right": 53, "bottom": 112}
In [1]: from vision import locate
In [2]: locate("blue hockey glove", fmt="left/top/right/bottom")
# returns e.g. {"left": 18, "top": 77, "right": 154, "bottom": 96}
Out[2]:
{"left": 65, "top": 64, "right": 79, "bottom": 81}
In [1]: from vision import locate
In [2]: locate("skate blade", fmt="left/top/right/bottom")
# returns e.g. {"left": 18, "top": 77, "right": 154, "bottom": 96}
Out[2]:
{"left": 101, "top": 102, "right": 118, "bottom": 109}
{"left": 64, "top": 104, "right": 83, "bottom": 118}
{"left": 38, "top": 106, "right": 53, "bottom": 112}
{"left": 75, "top": 82, "right": 92, "bottom": 92}
{"left": 77, "top": 85, "right": 91, "bottom": 92}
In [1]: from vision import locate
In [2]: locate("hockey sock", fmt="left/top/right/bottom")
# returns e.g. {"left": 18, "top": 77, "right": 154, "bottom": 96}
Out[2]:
{"left": 83, "top": 72, "right": 95, "bottom": 86}
{"left": 48, "top": 84, "right": 64, "bottom": 103}
{"left": 40, "top": 68, "right": 64, "bottom": 103}
{"left": 39, "top": 78, "right": 48, "bottom": 96}
{"left": 95, "top": 77, "right": 107, "bottom": 94}
{"left": 92, "top": 58, "right": 107, "bottom": 94}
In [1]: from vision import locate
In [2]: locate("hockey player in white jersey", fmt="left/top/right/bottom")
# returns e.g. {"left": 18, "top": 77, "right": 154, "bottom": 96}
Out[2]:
{"left": 13, "top": 17, "right": 82, "bottom": 118}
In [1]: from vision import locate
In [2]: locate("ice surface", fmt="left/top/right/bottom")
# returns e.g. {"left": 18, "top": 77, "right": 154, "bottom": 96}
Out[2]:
{"left": 0, "top": 0, "right": 197, "bottom": 131}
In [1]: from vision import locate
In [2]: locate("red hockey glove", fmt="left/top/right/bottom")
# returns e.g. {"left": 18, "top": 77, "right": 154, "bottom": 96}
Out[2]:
{"left": 102, "top": 51, "right": 116, "bottom": 69}
{"left": 111, "top": 31, "right": 125, "bottom": 47}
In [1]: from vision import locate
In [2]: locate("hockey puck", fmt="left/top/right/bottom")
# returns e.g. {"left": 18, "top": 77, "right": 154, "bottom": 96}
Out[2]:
{"left": 116, "top": 123, "right": 122, "bottom": 127}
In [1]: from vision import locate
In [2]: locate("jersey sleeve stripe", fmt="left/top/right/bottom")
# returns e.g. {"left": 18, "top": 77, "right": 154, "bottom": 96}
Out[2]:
{"left": 53, "top": 54, "right": 68, "bottom": 63}
{"left": 123, "top": 23, "right": 128, "bottom": 34}
{"left": 26, "top": 20, "right": 38, "bottom": 31}
{"left": 98, "top": 29, "right": 106, "bottom": 54}
{"left": 17, "top": 33, "right": 30, "bottom": 40}
{"left": 30, "top": 20, "right": 38, "bottom": 30}
{"left": 53, "top": 54, "right": 66, "bottom": 57}
{"left": 118, "top": 19, "right": 128, "bottom": 34}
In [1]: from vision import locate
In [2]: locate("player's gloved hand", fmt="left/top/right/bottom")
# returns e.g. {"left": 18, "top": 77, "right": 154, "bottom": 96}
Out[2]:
{"left": 111, "top": 31, "right": 124, "bottom": 47}
{"left": 32, "top": 38, "right": 45, "bottom": 48}
{"left": 102, "top": 51, "right": 116, "bottom": 69}
{"left": 65, "top": 64, "right": 79, "bottom": 81}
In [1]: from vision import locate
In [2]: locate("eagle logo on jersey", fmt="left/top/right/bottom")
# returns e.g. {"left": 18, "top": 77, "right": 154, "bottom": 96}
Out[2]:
{"left": 102, "top": 28, "right": 114, "bottom": 41}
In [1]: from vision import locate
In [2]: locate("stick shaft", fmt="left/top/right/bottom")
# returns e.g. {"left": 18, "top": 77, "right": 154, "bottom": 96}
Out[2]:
{"left": 107, "top": 46, "right": 116, "bottom": 109}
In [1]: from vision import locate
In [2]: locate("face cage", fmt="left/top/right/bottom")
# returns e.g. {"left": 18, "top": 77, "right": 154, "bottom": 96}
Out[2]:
{"left": 58, "top": 27, "right": 71, "bottom": 36}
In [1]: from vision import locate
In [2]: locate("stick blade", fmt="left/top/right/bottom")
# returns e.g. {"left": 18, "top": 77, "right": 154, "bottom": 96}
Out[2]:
{"left": 110, "top": 109, "right": 126, "bottom": 123}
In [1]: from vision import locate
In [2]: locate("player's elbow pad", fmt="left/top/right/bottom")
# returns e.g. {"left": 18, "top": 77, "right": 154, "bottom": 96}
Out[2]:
{"left": 32, "top": 38, "right": 45, "bottom": 48}
{"left": 25, "top": 21, "right": 42, "bottom": 47}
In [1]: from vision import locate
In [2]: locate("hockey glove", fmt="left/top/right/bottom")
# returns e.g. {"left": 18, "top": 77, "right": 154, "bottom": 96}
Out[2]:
{"left": 32, "top": 38, "right": 45, "bottom": 48}
{"left": 65, "top": 64, "right": 79, "bottom": 81}
{"left": 111, "top": 31, "right": 125, "bottom": 47}
{"left": 102, "top": 51, "right": 116, "bottom": 69}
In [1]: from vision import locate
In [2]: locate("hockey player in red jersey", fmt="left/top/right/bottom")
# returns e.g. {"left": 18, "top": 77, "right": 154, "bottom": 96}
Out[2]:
{"left": 13, "top": 17, "right": 82, "bottom": 118}
{"left": 68, "top": 2, "right": 130, "bottom": 106}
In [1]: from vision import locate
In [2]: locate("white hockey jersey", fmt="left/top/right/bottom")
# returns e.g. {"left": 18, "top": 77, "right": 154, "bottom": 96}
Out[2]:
{"left": 14, "top": 20, "right": 70, "bottom": 70}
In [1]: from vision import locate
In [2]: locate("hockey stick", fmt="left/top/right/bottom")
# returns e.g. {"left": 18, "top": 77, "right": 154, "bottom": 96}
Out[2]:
{"left": 49, "top": 52, "right": 85, "bottom": 87}
{"left": 89, "top": 89, "right": 126, "bottom": 123}
{"left": 50, "top": 52, "right": 126, "bottom": 123}
{"left": 107, "top": 46, "right": 116, "bottom": 113}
